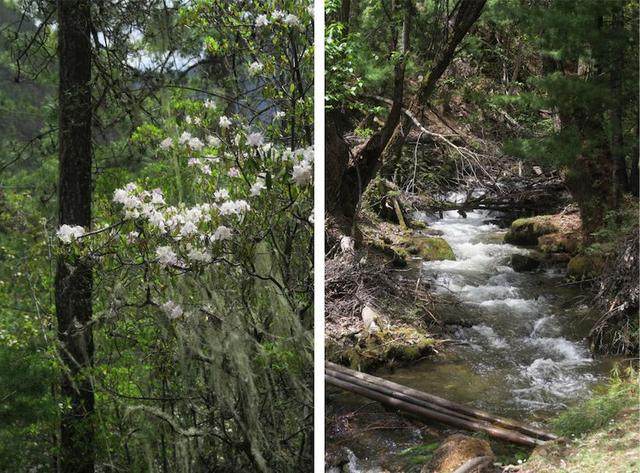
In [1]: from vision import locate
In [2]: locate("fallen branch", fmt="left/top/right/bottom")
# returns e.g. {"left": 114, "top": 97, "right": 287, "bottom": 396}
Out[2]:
{"left": 327, "top": 362, "right": 557, "bottom": 443}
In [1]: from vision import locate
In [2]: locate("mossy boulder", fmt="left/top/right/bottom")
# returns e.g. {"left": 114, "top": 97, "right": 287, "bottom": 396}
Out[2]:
{"left": 504, "top": 216, "right": 558, "bottom": 246}
{"left": 421, "top": 434, "right": 494, "bottom": 473}
{"left": 397, "top": 235, "right": 455, "bottom": 261}
{"left": 567, "top": 255, "right": 605, "bottom": 280}
{"left": 538, "top": 232, "right": 581, "bottom": 254}
{"left": 511, "top": 253, "right": 541, "bottom": 272}
{"left": 341, "top": 326, "right": 435, "bottom": 371}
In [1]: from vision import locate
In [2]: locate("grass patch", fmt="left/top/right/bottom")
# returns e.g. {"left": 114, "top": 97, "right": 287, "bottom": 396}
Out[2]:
{"left": 552, "top": 365, "right": 637, "bottom": 438}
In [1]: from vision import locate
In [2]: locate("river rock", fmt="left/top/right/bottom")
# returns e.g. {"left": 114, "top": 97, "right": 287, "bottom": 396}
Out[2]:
{"left": 510, "top": 253, "right": 541, "bottom": 272}
{"left": 538, "top": 232, "right": 581, "bottom": 254}
{"left": 397, "top": 235, "right": 455, "bottom": 261}
{"left": 504, "top": 216, "right": 558, "bottom": 246}
{"left": 421, "top": 434, "right": 495, "bottom": 473}
{"left": 567, "top": 255, "right": 605, "bottom": 280}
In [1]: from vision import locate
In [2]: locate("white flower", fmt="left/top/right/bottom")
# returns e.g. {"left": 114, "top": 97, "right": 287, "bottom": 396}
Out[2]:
{"left": 207, "top": 135, "right": 221, "bottom": 147}
{"left": 187, "top": 247, "right": 212, "bottom": 263}
{"left": 126, "top": 231, "right": 139, "bottom": 243}
{"left": 292, "top": 162, "right": 312, "bottom": 186}
{"left": 178, "top": 131, "right": 192, "bottom": 144}
{"left": 228, "top": 167, "right": 240, "bottom": 177}
{"left": 156, "top": 246, "right": 178, "bottom": 266}
{"left": 250, "top": 178, "right": 266, "bottom": 196}
{"left": 204, "top": 98, "right": 216, "bottom": 109}
{"left": 188, "top": 158, "right": 199, "bottom": 167}
{"left": 214, "top": 189, "right": 229, "bottom": 200}
{"left": 148, "top": 211, "right": 166, "bottom": 231}
{"left": 213, "top": 225, "right": 232, "bottom": 241}
{"left": 160, "top": 137, "right": 173, "bottom": 150}
{"left": 219, "top": 116, "right": 232, "bottom": 129}
{"left": 307, "top": 4, "right": 314, "bottom": 16}
{"left": 274, "top": 111, "right": 286, "bottom": 120}
{"left": 219, "top": 199, "right": 250, "bottom": 216}
{"left": 180, "top": 221, "right": 198, "bottom": 237}
{"left": 150, "top": 188, "right": 165, "bottom": 205}
{"left": 255, "top": 14, "right": 269, "bottom": 27}
{"left": 248, "top": 61, "right": 264, "bottom": 76}
{"left": 283, "top": 13, "right": 300, "bottom": 27}
{"left": 272, "top": 10, "right": 285, "bottom": 20}
{"left": 246, "top": 132, "right": 265, "bottom": 147}
{"left": 308, "top": 213, "right": 314, "bottom": 224}
{"left": 241, "top": 11, "right": 252, "bottom": 20}
{"left": 188, "top": 137, "right": 204, "bottom": 151}
{"left": 161, "top": 300, "right": 183, "bottom": 319}
{"left": 56, "top": 224, "right": 85, "bottom": 244}
{"left": 113, "top": 188, "right": 129, "bottom": 204}
{"left": 200, "top": 164, "right": 212, "bottom": 175}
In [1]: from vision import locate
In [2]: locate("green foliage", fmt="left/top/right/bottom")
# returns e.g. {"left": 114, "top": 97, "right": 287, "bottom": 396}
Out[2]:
{"left": 552, "top": 365, "right": 637, "bottom": 437}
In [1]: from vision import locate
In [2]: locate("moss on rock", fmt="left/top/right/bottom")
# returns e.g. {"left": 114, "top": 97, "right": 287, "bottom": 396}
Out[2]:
{"left": 567, "top": 255, "right": 605, "bottom": 280}
{"left": 504, "top": 216, "right": 558, "bottom": 246}
{"left": 339, "top": 326, "right": 435, "bottom": 371}
{"left": 397, "top": 235, "right": 455, "bottom": 261}
{"left": 538, "top": 232, "right": 581, "bottom": 254}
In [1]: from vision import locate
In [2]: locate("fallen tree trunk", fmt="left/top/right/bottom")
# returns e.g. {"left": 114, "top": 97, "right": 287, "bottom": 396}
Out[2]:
{"left": 326, "top": 373, "right": 544, "bottom": 446}
{"left": 327, "top": 362, "right": 557, "bottom": 442}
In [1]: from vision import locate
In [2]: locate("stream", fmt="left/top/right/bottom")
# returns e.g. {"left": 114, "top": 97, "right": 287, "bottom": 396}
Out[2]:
{"left": 326, "top": 207, "right": 614, "bottom": 472}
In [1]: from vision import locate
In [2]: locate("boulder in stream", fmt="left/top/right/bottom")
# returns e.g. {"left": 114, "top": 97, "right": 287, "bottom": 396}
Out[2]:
{"left": 504, "top": 216, "right": 558, "bottom": 246}
{"left": 397, "top": 235, "right": 456, "bottom": 261}
{"left": 421, "top": 434, "right": 495, "bottom": 473}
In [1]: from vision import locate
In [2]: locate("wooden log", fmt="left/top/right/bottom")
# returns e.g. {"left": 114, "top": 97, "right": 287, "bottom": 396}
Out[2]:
{"left": 326, "top": 367, "right": 483, "bottom": 425}
{"left": 326, "top": 373, "right": 545, "bottom": 446}
{"left": 327, "top": 362, "right": 557, "bottom": 441}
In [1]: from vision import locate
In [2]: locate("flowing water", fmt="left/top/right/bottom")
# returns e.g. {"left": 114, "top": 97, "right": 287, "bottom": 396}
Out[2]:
{"left": 326, "top": 207, "right": 613, "bottom": 472}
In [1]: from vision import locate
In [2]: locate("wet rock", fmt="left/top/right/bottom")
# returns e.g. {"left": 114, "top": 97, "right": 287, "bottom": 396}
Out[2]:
{"left": 342, "top": 326, "right": 435, "bottom": 371}
{"left": 511, "top": 253, "right": 541, "bottom": 272}
{"left": 504, "top": 216, "right": 558, "bottom": 246}
{"left": 421, "top": 434, "right": 495, "bottom": 473}
{"left": 397, "top": 235, "right": 456, "bottom": 261}
{"left": 567, "top": 255, "right": 605, "bottom": 280}
{"left": 538, "top": 232, "right": 581, "bottom": 255}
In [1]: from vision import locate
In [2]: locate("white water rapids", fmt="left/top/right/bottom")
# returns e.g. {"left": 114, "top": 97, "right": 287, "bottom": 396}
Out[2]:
{"left": 421, "top": 208, "right": 599, "bottom": 410}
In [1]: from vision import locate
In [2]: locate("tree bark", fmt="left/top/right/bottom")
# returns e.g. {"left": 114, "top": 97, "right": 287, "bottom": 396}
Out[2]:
{"left": 56, "top": 1, "right": 94, "bottom": 472}
{"left": 610, "top": 6, "right": 629, "bottom": 203}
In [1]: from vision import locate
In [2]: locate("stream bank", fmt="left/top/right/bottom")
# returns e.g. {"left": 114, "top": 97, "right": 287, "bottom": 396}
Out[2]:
{"left": 325, "top": 197, "right": 621, "bottom": 472}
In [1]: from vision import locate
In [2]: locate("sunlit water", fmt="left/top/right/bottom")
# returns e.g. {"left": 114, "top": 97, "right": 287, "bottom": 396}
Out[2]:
{"left": 326, "top": 208, "right": 612, "bottom": 472}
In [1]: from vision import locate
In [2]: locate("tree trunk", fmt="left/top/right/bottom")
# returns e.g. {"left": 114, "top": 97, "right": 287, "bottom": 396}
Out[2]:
{"left": 610, "top": 6, "right": 629, "bottom": 204}
{"left": 56, "top": 1, "right": 94, "bottom": 472}
{"left": 326, "top": 0, "right": 414, "bottom": 223}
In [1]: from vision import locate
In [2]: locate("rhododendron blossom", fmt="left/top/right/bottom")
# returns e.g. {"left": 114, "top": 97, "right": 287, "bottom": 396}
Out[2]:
{"left": 156, "top": 246, "right": 178, "bottom": 266}
{"left": 160, "top": 137, "right": 173, "bottom": 150}
{"left": 255, "top": 14, "right": 269, "bottom": 27}
{"left": 57, "top": 224, "right": 85, "bottom": 244}
{"left": 246, "top": 132, "right": 265, "bottom": 147}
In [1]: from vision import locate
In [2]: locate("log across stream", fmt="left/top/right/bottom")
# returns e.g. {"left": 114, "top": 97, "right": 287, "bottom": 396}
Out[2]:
{"left": 326, "top": 362, "right": 556, "bottom": 446}
{"left": 326, "top": 206, "right": 615, "bottom": 472}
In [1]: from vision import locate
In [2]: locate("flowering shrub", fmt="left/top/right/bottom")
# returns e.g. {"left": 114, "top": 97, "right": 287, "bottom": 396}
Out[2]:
{"left": 51, "top": 1, "right": 314, "bottom": 471}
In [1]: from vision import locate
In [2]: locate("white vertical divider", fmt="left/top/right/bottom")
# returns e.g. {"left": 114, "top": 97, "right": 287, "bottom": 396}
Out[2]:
{"left": 313, "top": 0, "right": 325, "bottom": 471}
